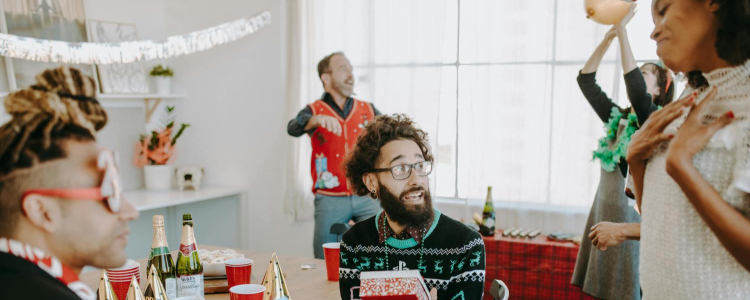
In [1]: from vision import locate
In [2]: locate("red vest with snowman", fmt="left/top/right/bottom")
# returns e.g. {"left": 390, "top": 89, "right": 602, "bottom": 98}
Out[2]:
{"left": 309, "top": 99, "right": 375, "bottom": 196}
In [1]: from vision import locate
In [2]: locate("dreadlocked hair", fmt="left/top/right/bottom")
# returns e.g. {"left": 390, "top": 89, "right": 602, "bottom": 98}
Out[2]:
{"left": 0, "top": 66, "right": 106, "bottom": 177}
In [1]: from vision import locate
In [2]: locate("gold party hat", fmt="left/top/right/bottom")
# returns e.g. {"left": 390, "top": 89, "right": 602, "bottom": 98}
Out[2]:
{"left": 143, "top": 265, "right": 169, "bottom": 300}
{"left": 261, "top": 252, "right": 292, "bottom": 300}
{"left": 98, "top": 270, "right": 119, "bottom": 300}
{"left": 126, "top": 275, "right": 146, "bottom": 300}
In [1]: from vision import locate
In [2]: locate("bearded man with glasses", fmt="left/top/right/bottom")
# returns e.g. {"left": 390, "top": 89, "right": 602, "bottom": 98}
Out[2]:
{"left": 339, "top": 114, "right": 486, "bottom": 300}
{"left": 0, "top": 67, "right": 139, "bottom": 300}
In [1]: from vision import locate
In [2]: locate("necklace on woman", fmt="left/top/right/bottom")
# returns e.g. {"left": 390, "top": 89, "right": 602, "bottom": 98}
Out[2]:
{"left": 383, "top": 214, "right": 426, "bottom": 271}
{"left": 592, "top": 107, "right": 640, "bottom": 172}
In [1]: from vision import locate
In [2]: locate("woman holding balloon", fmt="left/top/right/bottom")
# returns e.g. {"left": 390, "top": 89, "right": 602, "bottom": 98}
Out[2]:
{"left": 571, "top": 3, "right": 674, "bottom": 300}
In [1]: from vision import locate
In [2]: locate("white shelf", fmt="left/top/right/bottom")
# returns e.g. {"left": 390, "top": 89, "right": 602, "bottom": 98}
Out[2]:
{"left": 97, "top": 94, "right": 186, "bottom": 99}
{"left": 0, "top": 92, "right": 185, "bottom": 108}
{"left": 98, "top": 94, "right": 185, "bottom": 108}
{"left": 125, "top": 185, "right": 246, "bottom": 211}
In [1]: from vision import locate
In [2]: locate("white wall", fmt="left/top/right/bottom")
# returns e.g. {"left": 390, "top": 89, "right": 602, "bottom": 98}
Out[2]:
{"left": 84, "top": 0, "right": 166, "bottom": 40}
{"left": 83, "top": 0, "right": 167, "bottom": 191}
{"left": 161, "top": 0, "right": 316, "bottom": 257}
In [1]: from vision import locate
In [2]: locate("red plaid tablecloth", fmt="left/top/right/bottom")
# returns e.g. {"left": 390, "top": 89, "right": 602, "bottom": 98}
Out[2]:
{"left": 482, "top": 232, "right": 595, "bottom": 300}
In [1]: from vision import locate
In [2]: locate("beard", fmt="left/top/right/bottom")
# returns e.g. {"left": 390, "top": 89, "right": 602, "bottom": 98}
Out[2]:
{"left": 378, "top": 184, "right": 434, "bottom": 228}
{"left": 332, "top": 79, "right": 353, "bottom": 97}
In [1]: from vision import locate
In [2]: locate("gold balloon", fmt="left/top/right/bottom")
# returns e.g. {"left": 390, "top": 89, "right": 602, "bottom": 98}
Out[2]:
{"left": 98, "top": 270, "right": 119, "bottom": 300}
{"left": 143, "top": 265, "right": 169, "bottom": 300}
{"left": 261, "top": 252, "right": 292, "bottom": 300}
{"left": 584, "top": 0, "right": 634, "bottom": 25}
{"left": 126, "top": 275, "right": 146, "bottom": 300}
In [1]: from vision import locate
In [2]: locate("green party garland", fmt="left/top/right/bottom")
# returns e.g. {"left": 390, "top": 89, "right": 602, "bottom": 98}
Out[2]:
{"left": 592, "top": 107, "right": 639, "bottom": 172}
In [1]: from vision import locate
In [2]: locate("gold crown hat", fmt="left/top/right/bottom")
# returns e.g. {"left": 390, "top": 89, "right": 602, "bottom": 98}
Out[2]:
{"left": 126, "top": 275, "right": 146, "bottom": 300}
{"left": 143, "top": 265, "right": 169, "bottom": 300}
{"left": 98, "top": 270, "right": 119, "bottom": 300}
{"left": 261, "top": 252, "right": 291, "bottom": 300}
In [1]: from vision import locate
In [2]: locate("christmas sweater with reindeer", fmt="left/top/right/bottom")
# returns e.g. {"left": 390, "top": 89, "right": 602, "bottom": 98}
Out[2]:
{"left": 339, "top": 209, "right": 486, "bottom": 300}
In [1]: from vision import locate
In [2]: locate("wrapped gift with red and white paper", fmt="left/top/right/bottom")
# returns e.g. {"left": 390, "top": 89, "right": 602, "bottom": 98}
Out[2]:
{"left": 360, "top": 270, "right": 431, "bottom": 300}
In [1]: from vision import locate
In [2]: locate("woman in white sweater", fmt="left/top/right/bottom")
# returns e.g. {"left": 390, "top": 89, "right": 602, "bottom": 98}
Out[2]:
{"left": 626, "top": 0, "right": 750, "bottom": 298}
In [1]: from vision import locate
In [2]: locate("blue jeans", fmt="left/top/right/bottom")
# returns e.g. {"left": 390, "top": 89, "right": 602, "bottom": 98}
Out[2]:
{"left": 313, "top": 193, "right": 381, "bottom": 259}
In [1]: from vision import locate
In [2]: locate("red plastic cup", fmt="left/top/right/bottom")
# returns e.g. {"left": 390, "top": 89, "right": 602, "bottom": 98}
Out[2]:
{"left": 106, "top": 259, "right": 139, "bottom": 273}
{"left": 106, "top": 270, "right": 139, "bottom": 277}
{"left": 107, "top": 274, "right": 139, "bottom": 281}
{"left": 106, "top": 260, "right": 140, "bottom": 300}
{"left": 323, "top": 242, "right": 340, "bottom": 281}
{"left": 230, "top": 284, "right": 266, "bottom": 300}
{"left": 225, "top": 258, "right": 253, "bottom": 288}
{"left": 107, "top": 275, "right": 140, "bottom": 281}
{"left": 109, "top": 276, "right": 139, "bottom": 300}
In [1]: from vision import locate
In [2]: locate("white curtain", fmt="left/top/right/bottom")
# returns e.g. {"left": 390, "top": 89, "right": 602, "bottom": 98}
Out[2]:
{"left": 283, "top": 0, "right": 316, "bottom": 220}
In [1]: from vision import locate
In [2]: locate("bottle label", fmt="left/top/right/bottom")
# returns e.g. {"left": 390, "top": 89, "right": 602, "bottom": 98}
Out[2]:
{"left": 485, "top": 217, "right": 495, "bottom": 228}
{"left": 179, "top": 243, "right": 197, "bottom": 256}
{"left": 165, "top": 278, "right": 177, "bottom": 299}
{"left": 177, "top": 273, "right": 204, "bottom": 297}
{"left": 151, "top": 246, "right": 170, "bottom": 256}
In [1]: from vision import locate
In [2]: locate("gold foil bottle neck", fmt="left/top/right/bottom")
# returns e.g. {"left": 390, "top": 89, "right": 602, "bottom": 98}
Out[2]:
{"left": 152, "top": 215, "right": 164, "bottom": 226}
{"left": 180, "top": 223, "right": 197, "bottom": 246}
{"left": 152, "top": 215, "right": 168, "bottom": 248}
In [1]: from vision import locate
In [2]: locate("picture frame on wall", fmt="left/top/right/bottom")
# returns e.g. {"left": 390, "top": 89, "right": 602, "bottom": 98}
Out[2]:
{"left": 88, "top": 19, "right": 149, "bottom": 94}
{"left": 0, "top": 0, "right": 98, "bottom": 91}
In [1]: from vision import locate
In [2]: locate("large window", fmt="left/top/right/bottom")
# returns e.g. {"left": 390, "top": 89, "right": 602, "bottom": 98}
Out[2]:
{"left": 305, "top": 0, "right": 679, "bottom": 206}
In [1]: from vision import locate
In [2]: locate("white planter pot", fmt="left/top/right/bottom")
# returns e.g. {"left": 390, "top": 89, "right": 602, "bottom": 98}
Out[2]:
{"left": 154, "top": 77, "right": 171, "bottom": 95}
{"left": 144, "top": 165, "right": 174, "bottom": 191}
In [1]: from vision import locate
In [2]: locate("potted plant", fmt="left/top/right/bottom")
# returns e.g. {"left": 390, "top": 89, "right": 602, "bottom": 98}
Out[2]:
{"left": 135, "top": 106, "right": 189, "bottom": 190}
{"left": 150, "top": 64, "right": 174, "bottom": 95}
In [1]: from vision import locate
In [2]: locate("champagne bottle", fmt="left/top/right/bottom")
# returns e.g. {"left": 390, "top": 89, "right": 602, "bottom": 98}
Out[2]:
{"left": 176, "top": 213, "right": 204, "bottom": 297}
{"left": 481, "top": 186, "right": 496, "bottom": 236}
{"left": 147, "top": 215, "right": 177, "bottom": 299}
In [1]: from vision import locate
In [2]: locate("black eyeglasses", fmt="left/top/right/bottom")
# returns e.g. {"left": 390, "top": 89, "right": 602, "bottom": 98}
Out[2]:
{"left": 372, "top": 161, "right": 433, "bottom": 180}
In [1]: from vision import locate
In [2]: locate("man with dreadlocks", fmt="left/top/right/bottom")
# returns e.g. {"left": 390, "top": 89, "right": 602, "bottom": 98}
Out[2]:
{"left": 0, "top": 67, "right": 139, "bottom": 300}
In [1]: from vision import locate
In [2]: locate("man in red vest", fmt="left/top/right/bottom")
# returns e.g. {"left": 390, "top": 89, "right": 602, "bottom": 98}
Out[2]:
{"left": 288, "top": 52, "right": 382, "bottom": 258}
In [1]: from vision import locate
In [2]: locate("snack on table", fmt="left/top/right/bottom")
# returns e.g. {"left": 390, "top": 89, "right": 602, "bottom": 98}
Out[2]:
{"left": 199, "top": 249, "right": 245, "bottom": 276}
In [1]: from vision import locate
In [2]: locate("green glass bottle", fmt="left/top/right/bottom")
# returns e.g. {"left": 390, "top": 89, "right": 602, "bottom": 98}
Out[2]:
{"left": 176, "top": 213, "right": 204, "bottom": 297}
{"left": 146, "top": 215, "right": 177, "bottom": 299}
{"left": 481, "top": 186, "right": 496, "bottom": 236}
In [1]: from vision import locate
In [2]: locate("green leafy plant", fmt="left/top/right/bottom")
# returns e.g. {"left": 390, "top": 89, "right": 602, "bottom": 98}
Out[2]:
{"left": 150, "top": 64, "right": 174, "bottom": 77}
